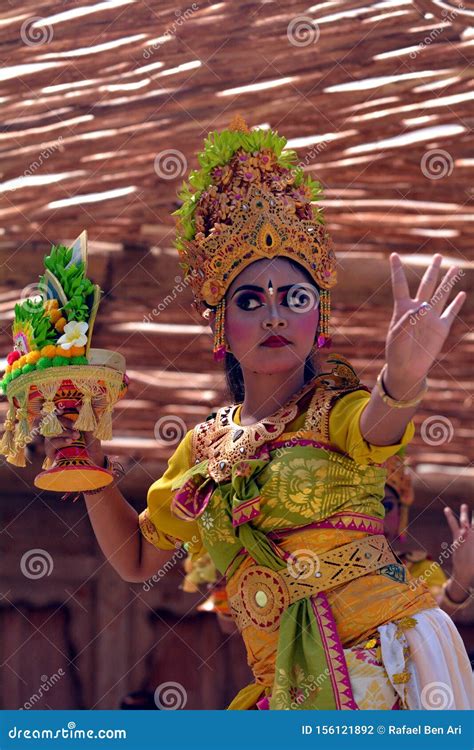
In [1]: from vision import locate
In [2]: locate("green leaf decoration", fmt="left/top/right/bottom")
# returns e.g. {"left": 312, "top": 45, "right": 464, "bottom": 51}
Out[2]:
{"left": 13, "top": 299, "right": 56, "bottom": 350}
{"left": 39, "top": 244, "right": 95, "bottom": 323}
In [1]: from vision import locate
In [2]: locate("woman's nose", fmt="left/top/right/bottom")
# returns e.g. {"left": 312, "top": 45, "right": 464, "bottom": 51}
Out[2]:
{"left": 263, "top": 310, "right": 288, "bottom": 329}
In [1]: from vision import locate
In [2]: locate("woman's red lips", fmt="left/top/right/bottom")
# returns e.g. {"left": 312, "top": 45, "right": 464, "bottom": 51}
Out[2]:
{"left": 261, "top": 335, "right": 291, "bottom": 347}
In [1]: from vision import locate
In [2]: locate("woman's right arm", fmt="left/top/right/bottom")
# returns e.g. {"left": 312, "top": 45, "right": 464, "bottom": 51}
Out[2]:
{"left": 44, "top": 415, "right": 175, "bottom": 583}
{"left": 82, "top": 483, "right": 175, "bottom": 583}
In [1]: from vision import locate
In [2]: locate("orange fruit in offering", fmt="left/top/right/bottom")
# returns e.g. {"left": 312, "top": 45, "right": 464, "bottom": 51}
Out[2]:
{"left": 41, "top": 345, "right": 57, "bottom": 358}
{"left": 49, "top": 308, "right": 62, "bottom": 323}
{"left": 26, "top": 351, "right": 41, "bottom": 365}
{"left": 69, "top": 345, "right": 85, "bottom": 357}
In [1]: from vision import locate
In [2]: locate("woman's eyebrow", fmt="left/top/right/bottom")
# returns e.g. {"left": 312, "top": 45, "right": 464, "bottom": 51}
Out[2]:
{"left": 231, "top": 283, "right": 294, "bottom": 299}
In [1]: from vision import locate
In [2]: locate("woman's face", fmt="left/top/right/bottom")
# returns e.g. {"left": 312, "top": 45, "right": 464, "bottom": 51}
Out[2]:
{"left": 219, "top": 257, "right": 320, "bottom": 375}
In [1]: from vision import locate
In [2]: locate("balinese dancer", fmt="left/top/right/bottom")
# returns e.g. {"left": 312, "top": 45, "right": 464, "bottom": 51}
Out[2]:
{"left": 44, "top": 115, "right": 472, "bottom": 710}
{"left": 383, "top": 453, "right": 474, "bottom": 625}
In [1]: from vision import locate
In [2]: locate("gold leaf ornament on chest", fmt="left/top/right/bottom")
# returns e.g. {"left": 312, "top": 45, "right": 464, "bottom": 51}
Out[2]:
{"left": 206, "top": 402, "right": 299, "bottom": 483}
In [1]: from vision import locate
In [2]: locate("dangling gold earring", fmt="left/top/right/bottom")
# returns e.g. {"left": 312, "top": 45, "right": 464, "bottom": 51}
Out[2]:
{"left": 316, "top": 289, "right": 331, "bottom": 349}
{"left": 213, "top": 298, "right": 231, "bottom": 361}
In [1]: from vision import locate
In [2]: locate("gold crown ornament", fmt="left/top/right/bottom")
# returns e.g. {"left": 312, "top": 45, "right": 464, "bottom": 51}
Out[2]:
{"left": 172, "top": 115, "right": 337, "bottom": 360}
{"left": 0, "top": 232, "right": 128, "bottom": 493}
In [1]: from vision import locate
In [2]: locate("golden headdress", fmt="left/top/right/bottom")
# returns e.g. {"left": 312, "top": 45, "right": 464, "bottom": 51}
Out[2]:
{"left": 173, "top": 115, "right": 337, "bottom": 360}
{"left": 384, "top": 448, "right": 415, "bottom": 538}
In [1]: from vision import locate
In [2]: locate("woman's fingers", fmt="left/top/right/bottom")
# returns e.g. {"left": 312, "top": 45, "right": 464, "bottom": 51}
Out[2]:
{"left": 443, "top": 506, "right": 460, "bottom": 536}
{"left": 460, "top": 503, "right": 470, "bottom": 529}
{"left": 429, "top": 265, "right": 462, "bottom": 314}
{"left": 45, "top": 424, "right": 80, "bottom": 451}
{"left": 440, "top": 290, "right": 467, "bottom": 327}
{"left": 416, "top": 253, "right": 442, "bottom": 303}
{"left": 390, "top": 253, "right": 410, "bottom": 303}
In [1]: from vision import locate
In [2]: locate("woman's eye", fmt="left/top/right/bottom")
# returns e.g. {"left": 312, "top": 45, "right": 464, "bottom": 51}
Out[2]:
{"left": 236, "top": 293, "right": 262, "bottom": 311}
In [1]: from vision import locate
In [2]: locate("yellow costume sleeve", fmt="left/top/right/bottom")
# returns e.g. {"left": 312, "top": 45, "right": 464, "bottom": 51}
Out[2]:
{"left": 329, "top": 389, "right": 415, "bottom": 465}
{"left": 408, "top": 558, "right": 447, "bottom": 590}
{"left": 138, "top": 429, "right": 205, "bottom": 557}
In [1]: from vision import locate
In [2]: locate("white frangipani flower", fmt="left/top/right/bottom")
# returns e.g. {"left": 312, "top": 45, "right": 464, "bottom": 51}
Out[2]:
{"left": 57, "top": 320, "right": 89, "bottom": 350}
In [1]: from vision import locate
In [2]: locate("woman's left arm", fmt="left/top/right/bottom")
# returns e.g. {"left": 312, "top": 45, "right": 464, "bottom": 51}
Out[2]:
{"left": 360, "top": 252, "right": 466, "bottom": 446}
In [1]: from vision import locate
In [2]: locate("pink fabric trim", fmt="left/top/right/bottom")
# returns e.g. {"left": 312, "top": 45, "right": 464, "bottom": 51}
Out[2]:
{"left": 230, "top": 514, "right": 384, "bottom": 568}
{"left": 256, "top": 694, "right": 270, "bottom": 710}
{"left": 310, "top": 593, "right": 359, "bottom": 710}
{"left": 267, "top": 512, "right": 384, "bottom": 540}
{"left": 171, "top": 476, "right": 216, "bottom": 521}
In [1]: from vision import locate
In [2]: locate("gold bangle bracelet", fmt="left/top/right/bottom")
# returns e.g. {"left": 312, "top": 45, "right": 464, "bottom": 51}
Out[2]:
{"left": 82, "top": 455, "right": 125, "bottom": 495}
{"left": 376, "top": 364, "right": 427, "bottom": 409}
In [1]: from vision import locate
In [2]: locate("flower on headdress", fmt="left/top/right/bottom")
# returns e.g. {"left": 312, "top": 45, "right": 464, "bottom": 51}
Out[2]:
{"left": 194, "top": 213, "right": 206, "bottom": 234}
{"left": 212, "top": 164, "right": 233, "bottom": 187}
{"left": 241, "top": 168, "right": 259, "bottom": 182}
{"left": 201, "top": 278, "right": 224, "bottom": 306}
{"left": 292, "top": 183, "right": 312, "bottom": 201}
{"left": 248, "top": 149, "right": 276, "bottom": 173}
{"left": 57, "top": 321, "right": 88, "bottom": 350}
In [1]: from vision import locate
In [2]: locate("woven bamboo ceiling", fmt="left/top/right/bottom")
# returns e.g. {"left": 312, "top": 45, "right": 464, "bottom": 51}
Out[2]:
{"left": 0, "top": 0, "right": 473, "bottom": 497}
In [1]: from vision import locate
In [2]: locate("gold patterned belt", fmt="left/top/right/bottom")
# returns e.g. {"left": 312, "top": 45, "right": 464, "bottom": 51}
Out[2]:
{"left": 228, "top": 534, "right": 400, "bottom": 632}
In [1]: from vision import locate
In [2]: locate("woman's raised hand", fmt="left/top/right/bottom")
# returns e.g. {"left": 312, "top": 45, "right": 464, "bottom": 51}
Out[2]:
{"left": 385, "top": 253, "right": 466, "bottom": 386}
{"left": 444, "top": 503, "right": 474, "bottom": 590}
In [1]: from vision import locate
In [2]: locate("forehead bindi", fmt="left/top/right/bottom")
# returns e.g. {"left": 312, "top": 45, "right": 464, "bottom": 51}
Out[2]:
{"left": 230, "top": 269, "right": 308, "bottom": 295}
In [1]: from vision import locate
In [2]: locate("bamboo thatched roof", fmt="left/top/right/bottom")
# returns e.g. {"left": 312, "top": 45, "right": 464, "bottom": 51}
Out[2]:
{"left": 1, "top": 0, "right": 473, "bottom": 498}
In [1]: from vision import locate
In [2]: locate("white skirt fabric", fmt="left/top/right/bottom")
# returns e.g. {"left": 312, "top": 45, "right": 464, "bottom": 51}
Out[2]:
{"left": 378, "top": 607, "right": 473, "bottom": 709}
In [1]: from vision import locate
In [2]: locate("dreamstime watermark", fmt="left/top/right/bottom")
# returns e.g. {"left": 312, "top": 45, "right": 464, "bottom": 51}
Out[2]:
{"left": 408, "top": 535, "right": 464, "bottom": 593}
{"left": 20, "top": 668, "right": 65, "bottom": 709}
{"left": 420, "top": 415, "right": 454, "bottom": 446}
{"left": 290, "top": 667, "right": 329, "bottom": 709}
{"left": 287, "top": 15, "right": 320, "bottom": 47}
{"left": 29, "top": 409, "right": 63, "bottom": 443}
{"left": 143, "top": 272, "right": 197, "bottom": 323}
{"left": 287, "top": 283, "right": 320, "bottom": 313}
{"left": 19, "top": 280, "right": 55, "bottom": 313}
{"left": 9, "top": 723, "right": 127, "bottom": 740}
{"left": 420, "top": 148, "right": 454, "bottom": 180}
{"left": 420, "top": 681, "right": 454, "bottom": 709}
{"left": 9, "top": 137, "right": 64, "bottom": 193}
{"left": 273, "top": 427, "right": 308, "bottom": 460}
{"left": 297, "top": 139, "right": 331, "bottom": 171}
{"left": 153, "top": 415, "right": 187, "bottom": 447}
{"left": 409, "top": 268, "right": 464, "bottom": 325}
{"left": 20, "top": 17, "right": 54, "bottom": 46}
{"left": 142, "top": 536, "right": 199, "bottom": 592}
{"left": 153, "top": 681, "right": 188, "bottom": 709}
{"left": 143, "top": 4, "right": 199, "bottom": 59}
{"left": 287, "top": 548, "right": 321, "bottom": 579}
{"left": 153, "top": 149, "right": 187, "bottom": 180}
{"left": 410, "top": 3, "right": 464, "bottom": 58}
{"left": 20, "top": 549, "right": 54, "bottom": 579}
